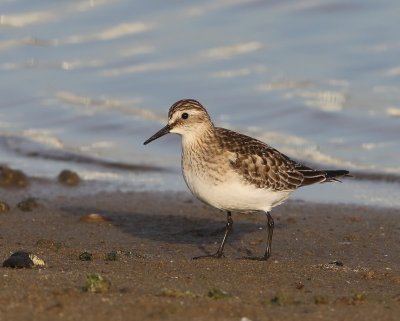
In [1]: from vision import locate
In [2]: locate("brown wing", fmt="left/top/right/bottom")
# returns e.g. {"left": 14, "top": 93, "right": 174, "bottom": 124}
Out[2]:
{"left": 215, "top": 128, "right": 329, "bottom": 191}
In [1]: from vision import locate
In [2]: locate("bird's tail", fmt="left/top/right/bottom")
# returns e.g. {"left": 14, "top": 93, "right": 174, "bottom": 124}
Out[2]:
{"left": 296, "top": 165, "right": 350, "bottom": 186}
{"left": 324, "top": 170, "right": 351, "bottom": 182}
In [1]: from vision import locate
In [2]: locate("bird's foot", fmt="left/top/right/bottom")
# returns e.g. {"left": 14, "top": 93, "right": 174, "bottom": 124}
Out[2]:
{"left": 192, "top": 252, "right": 224, "bottom": 260}
{"left": 242, "top": 255, "right": 270, "bottom": 261}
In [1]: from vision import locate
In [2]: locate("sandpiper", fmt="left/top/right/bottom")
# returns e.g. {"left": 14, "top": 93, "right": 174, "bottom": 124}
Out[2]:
{"left": 144, "top": 99, "right": 349, "bottom": 260}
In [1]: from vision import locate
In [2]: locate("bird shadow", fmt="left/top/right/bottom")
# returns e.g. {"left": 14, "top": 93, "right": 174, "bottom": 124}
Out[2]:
{"left": 60, "top": 206, "right": 267, "bottom": 246}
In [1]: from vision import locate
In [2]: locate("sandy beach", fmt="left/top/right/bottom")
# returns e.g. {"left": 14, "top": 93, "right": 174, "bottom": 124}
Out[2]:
{"left": 2, "top": 1, "right": 400, "bottom": 320}
{"left": 0, "top": 177, "right": 399, "bottom": 321}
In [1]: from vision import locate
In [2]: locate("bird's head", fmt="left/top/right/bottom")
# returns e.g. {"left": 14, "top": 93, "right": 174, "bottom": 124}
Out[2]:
{"left": 143, "top": 99, "right": 213, "bottom": 145}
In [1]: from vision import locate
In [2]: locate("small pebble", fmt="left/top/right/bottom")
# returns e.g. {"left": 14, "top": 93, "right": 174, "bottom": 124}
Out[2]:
{"left": 0, "top": 201, "right": 10, "bottom": 213}
{"left": 58, "top": 170, "right": 80, "bottom": 186}
{"left": 2, "top": 251, "right": 45, "bottom": 268}
{"left": 79, "top": 251, "right": 93, "bottom": 261}
{"left": 0, "top": 166, "right": 29, "bottom": 188}
{"left": 79, "top": 213, "right": 111, "bottom": 223}
{"left": 17, "top": 198, "right": 40, "bottom": 211}
{"left": 329, "top": 260, "right": 344, "bottom": 266}
{"left": 105, "top": 251, "right": 118, "bottom": 261}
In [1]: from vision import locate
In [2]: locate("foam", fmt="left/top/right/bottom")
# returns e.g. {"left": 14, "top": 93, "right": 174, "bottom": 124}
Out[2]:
{"left": 199, "top": 42, "right": 263, "bottom": 60}
{"left": 54, "top": 91, "right": 165, "bottom": 124}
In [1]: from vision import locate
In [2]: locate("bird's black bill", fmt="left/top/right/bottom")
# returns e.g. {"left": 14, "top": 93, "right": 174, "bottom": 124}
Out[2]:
{"left": 143, "top": 124, "right": 170, "bottom": 145}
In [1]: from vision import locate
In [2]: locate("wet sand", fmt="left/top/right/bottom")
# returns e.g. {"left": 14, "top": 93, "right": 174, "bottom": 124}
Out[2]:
{"left": 0, "top": 181, "right": 399, "bottom": 321}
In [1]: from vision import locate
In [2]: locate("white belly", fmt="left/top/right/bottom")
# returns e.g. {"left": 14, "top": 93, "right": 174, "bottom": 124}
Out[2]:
{"left": 183, "top": 169, "right": 291, "bottom": 212}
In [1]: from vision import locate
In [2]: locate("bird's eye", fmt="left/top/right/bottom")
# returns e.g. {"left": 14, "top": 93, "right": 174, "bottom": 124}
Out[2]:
{"left": 181, "top": 112, "right": 189, "bottom": 119}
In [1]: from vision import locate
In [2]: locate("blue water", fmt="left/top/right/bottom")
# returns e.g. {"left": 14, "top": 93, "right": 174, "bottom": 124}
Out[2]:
{"left": 1, "top": 0, "right": 399, "bottom": 207}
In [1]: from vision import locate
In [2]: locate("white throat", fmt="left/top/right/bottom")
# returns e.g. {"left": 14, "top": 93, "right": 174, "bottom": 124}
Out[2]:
{"left": 171, "top": 125, "right": 213, "bottom": 147}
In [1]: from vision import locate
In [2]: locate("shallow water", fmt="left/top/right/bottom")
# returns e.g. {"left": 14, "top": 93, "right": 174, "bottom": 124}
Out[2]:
{"left": 1, "top": 0, "right": 399, "bottom": 207}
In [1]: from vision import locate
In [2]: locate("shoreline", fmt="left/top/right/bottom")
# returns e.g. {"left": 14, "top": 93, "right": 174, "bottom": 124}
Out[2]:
{"left": 2, "top": 163, "right": 400, "bottom": 209}
{"left": 0, "top": 181, "right": 399, "bottom": 320}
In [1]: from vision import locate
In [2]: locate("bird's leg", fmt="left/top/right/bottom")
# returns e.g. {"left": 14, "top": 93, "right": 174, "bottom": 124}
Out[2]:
{"left": 244, "top": 211, "right": 274, "bottom": 261}
{"left": 193, "top": 211, "right": 233, "bottom": 259}
{"left": 263, "top": 211, "right": 274, "bottom": 260}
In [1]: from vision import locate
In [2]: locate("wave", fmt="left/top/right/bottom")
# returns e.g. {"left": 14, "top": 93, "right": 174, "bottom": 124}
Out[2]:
{"left": 53, "top": 91, "right": 165, "bottom": 124}
{"left": 0, "top": 134, "right": 166, "bottom": 173}
{"left": 1, "top": 132, "right": 399, "bottom": 184}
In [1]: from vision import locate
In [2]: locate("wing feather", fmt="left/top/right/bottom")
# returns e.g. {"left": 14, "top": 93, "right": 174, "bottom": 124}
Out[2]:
{"left": 215, "top": 128, "right": 333, "bottom": 191}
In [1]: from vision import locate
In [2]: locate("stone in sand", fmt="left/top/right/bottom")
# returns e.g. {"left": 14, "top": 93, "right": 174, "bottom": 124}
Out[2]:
{"left": 0, "top": 166, "right": 29, "bottom": 188}
{"left": 0, "top": 201, "right": 10, "bottom": 213}
{"left": 17, "top": 198, "right": 40, "bottom": 211}
{"left": 58, "top": 169, "right": 80, "bottom": 186}
{"left": 3, "top": 251, "right": 45, "bottom": 268}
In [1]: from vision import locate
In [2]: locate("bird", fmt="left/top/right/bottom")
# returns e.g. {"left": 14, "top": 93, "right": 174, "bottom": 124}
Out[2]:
{"left": 143, "top": 99, "right": 349, "bottom": 260}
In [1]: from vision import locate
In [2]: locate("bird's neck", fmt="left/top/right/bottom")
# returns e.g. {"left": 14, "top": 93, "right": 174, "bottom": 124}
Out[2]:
{"left": 181, "top": 125, "right": 216, "bottom": 149}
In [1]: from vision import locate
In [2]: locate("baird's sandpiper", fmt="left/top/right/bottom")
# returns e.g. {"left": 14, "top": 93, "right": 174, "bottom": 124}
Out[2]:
{"left": 144, "top": 99, "right": 349, "bottom": 260}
